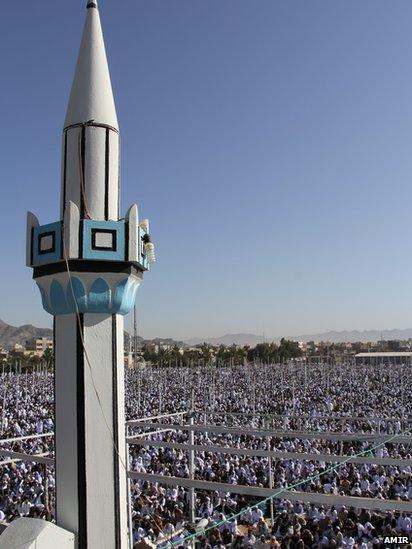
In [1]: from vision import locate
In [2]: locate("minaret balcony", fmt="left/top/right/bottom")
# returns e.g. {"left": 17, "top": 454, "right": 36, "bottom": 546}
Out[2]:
{"left": 26, "top": 203, "right": 154, "bottom": 316}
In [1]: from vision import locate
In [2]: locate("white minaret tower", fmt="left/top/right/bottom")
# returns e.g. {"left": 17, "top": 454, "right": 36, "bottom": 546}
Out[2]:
{"left": 23, "top": 2, "right": 155, "bottom": 547}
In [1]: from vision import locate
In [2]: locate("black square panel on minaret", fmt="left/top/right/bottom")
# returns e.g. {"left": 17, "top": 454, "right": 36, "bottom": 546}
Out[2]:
{"left": 91, "top": 229, "right": 117, "bottom": 251}
{"left": 38, "top": 232, "right": 56, "bottom": 255}
{"left": 82, "top": 220, "right": 125, "bottom": 261}
{"left": 32, "top": 222, "right": 62, "bottom": 266}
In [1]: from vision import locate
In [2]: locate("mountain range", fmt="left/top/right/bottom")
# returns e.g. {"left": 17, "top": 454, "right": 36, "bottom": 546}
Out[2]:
{"left": 185, "top": 333, "right": 265, "bottom": 346}
{"left": 185, "top": 329, "right": 412, "bottom": 346}
{"left": 2, "top": 319, "right": 412, "bottom": 349}
{"left": 0, "top": 319, "right": 53, "bottom": 349}
{"left": 0, "top": 319, "right": 186, "bottom": 350}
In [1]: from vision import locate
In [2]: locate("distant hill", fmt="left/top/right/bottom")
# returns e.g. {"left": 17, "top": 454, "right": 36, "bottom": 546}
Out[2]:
{"left": 124, "top": 332, "right": 144, "bottom": 349}
{"left": 186, "top": 333, "right": 265, "bottom": 346}
{"left": 293, "top": 329, "right": 412, "bottom": 343}
{"left": 124, "top": 332, "right": 186, "bottom": 349}
{"left": 0, "top": 319, "right": 185, "bottom": 351}
{"left": 0, "top": 319, "right": 52, "bottom": 349}
{"left": 186, "top": 329, "right": 412, "bottom": 346}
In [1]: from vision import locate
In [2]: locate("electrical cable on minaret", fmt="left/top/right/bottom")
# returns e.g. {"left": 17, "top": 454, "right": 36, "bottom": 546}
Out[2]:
{"left": 23, "top": 2, "right": 155, "bottom": 547}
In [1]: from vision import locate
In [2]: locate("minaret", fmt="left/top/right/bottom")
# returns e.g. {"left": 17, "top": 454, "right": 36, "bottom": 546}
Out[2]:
{"left": 25, "top": 2, "right": 155, "bottom": 548}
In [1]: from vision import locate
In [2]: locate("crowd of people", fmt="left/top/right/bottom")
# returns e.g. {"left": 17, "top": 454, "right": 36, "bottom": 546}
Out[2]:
{"left": 0, "top": 370, "right": 54, "bottom": 524}
{"left": 0, "top": 361, "right": 411, "bottom": 547}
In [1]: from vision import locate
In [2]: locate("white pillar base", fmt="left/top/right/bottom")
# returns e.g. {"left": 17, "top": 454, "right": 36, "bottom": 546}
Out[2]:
{"left": 0, "top": 518, "right": 75, "bottom": 549}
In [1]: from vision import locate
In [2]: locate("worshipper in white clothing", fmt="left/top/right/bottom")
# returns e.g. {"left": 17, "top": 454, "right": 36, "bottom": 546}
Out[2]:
{"left": 243, "top": 528, "right": 257, "bottom": 546}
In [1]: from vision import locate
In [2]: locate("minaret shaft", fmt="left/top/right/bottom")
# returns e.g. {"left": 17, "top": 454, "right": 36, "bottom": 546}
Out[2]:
{"left": 61, "top": 124, "right": 120, "bottom": 221}
{"left": 54, "top": 313, "right": 128, "bottom": 549}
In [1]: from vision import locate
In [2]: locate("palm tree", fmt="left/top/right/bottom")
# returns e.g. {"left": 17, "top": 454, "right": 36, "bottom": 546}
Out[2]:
{"left": 43, "top": 347, "right": 54, "bottom": 370}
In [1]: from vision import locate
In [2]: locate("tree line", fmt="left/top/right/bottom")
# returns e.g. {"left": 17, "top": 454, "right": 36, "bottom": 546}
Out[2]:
{"left": 141, "top": 338, "right": 302, "bottom": 367}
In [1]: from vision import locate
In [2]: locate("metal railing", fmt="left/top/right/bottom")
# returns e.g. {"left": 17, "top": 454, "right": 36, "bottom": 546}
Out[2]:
{"left": 126, "top": 409, "right": 412, "bottom": 547}
{"left": 1, "top": 411, "right": 411, "bottom": 547}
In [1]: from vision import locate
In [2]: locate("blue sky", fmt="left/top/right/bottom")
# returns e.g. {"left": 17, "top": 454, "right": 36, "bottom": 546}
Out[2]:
{"left": 1, "top": 1, "right": 412, "bottom": 340}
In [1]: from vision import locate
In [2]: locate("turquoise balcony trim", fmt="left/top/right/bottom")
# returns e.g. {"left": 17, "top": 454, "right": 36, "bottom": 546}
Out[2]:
{"left": 36, "top": 275, "right": 139, "bottom": 316}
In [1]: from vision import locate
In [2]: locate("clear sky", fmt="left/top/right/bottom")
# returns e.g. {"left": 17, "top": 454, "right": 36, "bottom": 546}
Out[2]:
{"left": 1, "top": 1, "right": 412, "bottom": 340}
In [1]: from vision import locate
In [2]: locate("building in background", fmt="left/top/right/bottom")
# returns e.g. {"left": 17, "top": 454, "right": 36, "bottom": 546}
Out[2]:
{"left": 355, "top": 351, "right": 412, "bottom": 366}
{"left": 25, "top": 337, "right": 53, "bottom": 357}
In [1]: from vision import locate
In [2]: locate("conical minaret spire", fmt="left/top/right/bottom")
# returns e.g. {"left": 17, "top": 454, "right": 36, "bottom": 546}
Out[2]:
{"left": 61, "top": 0, "right": 120, "bottom": 221}
{"left": 64, "top": 0, "right": 117, "bottom": 129}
